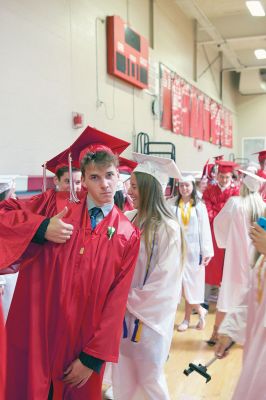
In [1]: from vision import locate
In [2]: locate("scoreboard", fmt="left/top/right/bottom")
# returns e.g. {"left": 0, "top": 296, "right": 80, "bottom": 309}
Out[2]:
{"left": 107, "top": 15, "right": 149, "bottom": 89}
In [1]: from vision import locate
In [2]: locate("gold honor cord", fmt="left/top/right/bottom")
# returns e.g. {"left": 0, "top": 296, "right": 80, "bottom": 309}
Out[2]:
{"left": 179, "top": 199, "right": 193, "bottom": 227}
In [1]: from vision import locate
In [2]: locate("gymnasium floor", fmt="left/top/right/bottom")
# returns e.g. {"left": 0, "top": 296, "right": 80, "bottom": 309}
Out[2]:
{"left": 103, "top": 303, "right": 243, "bottom": 399}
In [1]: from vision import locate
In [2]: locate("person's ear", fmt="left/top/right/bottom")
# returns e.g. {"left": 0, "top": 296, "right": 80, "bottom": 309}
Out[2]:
{"left": 81, "top": 175, "right": 87, "bottom": 189}
{"left": 53, "top": 176, "right": 59, "bottom": 186}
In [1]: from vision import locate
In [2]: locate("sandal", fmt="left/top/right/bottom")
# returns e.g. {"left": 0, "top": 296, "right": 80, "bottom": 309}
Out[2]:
{"left": 206, "top": 325, "right": 218, "bottom": 346}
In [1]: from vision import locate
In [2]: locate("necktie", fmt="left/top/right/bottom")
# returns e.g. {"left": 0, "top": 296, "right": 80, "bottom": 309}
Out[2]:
{"left": 90, "top": 207, "right": 102, "bottom": 230}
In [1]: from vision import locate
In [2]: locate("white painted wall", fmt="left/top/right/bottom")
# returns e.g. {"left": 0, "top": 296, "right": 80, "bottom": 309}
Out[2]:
{"left": 236, "top": 92, "right": 266, "bottom": 159}
{"left": 0, "top": 0, "right": 239, "bottom": 175}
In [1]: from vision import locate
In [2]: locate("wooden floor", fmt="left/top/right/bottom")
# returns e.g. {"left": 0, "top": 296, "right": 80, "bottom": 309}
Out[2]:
{"left": 103, "top": 303, "right": 243, "bottom": 399}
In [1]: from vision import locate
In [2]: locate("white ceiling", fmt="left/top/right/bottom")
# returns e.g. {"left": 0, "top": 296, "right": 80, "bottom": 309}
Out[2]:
{"left": 174, "top": 0, "right": 266, "bottom": 70}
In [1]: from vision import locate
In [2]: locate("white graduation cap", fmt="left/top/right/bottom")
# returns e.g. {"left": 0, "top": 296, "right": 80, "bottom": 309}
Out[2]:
{"left": 238, "top": 169, "right": 266, "bottom": 192}
{"left": 132, "top": 153, "right": 182, "bottom": 189}
{"left": 0, "top": 175, "right": 17, "bottom": 195}
{"left": 179, "top": 174, "right": 195, "bottom": 183}
{"left": 180, "top": 171, "right": 202, "bottom": 183}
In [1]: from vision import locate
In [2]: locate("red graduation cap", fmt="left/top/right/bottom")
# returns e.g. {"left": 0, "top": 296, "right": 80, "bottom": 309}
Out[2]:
{"left": 118, "top": 156, "right": 137, "bottom": 174}
{"left": 42, "top": 125, "right": 130, "bottom": 199}
{"left": 253, "top": 150, "right": 266, "bottom": 163}
{"left": 216, "top": 161, "right": 238, "bottom": 174}
{"left": 48, "top": 125, "right": 130, "bottom": 167}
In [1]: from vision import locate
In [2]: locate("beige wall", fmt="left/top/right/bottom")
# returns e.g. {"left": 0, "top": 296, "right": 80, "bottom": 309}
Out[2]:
{"left": 0, "top": 0, "right": 239, "bottom": 175}
{"left": 236, "top": 92, "right": 266, "bottom": 159}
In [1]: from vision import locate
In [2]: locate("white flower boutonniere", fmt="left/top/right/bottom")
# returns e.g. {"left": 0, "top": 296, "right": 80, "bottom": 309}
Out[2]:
{"left": 107, "top": 226, "right": 116, "bottom": 240}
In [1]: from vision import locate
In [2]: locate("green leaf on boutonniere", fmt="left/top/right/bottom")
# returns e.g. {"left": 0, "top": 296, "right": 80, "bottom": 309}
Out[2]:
{"left": 107, "top": 226, "right": 116, "bottom": 240}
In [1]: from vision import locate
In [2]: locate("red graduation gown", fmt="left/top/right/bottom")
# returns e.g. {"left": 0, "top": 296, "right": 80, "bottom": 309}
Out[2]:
{"left": 0, "top": 305, "right": 5, "bottom": 400}
{"left": 203, "top": 184, "right": 239, "bottom": 285}
{"left": 0, "top": 190, "right": 140, "bottom": 399}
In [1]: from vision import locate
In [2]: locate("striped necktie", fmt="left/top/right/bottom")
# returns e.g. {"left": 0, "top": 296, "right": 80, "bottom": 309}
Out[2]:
{"left": 90, "top": 207, "right": 102, "bottom": 230}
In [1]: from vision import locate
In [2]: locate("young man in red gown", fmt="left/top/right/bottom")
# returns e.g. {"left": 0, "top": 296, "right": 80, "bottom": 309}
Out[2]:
{"left": 0, "top": 126, "right": 140, "bottom": 399}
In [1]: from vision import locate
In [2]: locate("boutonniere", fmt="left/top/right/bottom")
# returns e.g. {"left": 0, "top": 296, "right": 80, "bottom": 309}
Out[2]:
{"left": 107, "top": 226, "right": 116, "bottom": 240}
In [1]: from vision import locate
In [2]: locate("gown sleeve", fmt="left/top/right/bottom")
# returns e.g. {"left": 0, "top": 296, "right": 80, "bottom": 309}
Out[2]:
{"left": 0, "top": 194, "right": 50, "bottom": 270}
{"left": 203, "top": 186, "right": 217, "bottom": 223}
{"left": 213, "top": 197, "right": 238, "bottom": 249}
{"left": 127, "top": 221, "right": 182, "bottom": 336}
{"left": 218, "top": 301, "right": 248, "bottom": 345}
{"left": 197, "top": 202, "right": 214, "bottom": 258}
{"left": 81, "top": 229, "right": 140, "bottom": 363}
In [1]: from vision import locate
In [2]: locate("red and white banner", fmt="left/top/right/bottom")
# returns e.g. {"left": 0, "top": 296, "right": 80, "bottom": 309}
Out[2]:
{"left": 181, "top": 80, "right": 190, "bottom": 137}
{"left": 172, "top": 74, "right": 182, "bottom": 135}
{"left": 160, "top": 64, "right": 172, "bottom": 131}
{"left": 222, "top": 109, "right": 233, "bottom": 148}
{"left": 159, "top": 66, "right": 233, "bottom": 147}
{"left": 210, "top": 100, "right": 221, "bottom": 145}
{"left": 203, "top": 95, "right": 211, "bottom": 142}
{"left": 190, "top": 87, "right": 204, "bottom": 140}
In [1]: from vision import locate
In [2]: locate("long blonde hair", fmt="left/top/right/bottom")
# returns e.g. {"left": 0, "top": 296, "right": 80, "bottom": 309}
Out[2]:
{"left": 240, "top": 184, "right": 266, "bottom": 223}
{"left": 240, "top": 183, "right": 266, "bottom": 265}
{"left": 134, "top": 172, "right": 186, "bottom": 264}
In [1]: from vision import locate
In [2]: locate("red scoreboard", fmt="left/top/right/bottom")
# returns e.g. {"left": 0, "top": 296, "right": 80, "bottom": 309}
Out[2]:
{"left": 107, "top": 15, "right": 149, "bottom": 89}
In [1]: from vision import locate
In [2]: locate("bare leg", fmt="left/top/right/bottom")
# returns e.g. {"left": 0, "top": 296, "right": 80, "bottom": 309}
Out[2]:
{"left": 206, "top": 311, "right": 226, "bottom": 346}
{"left": 184, "top": 300, "right": 192, "bottom": 322}
{"left": 177, "top": 300, "right": 191, "bottom": 332}
{"left": 193, "top": 304, "right": 208, "bottom": 330}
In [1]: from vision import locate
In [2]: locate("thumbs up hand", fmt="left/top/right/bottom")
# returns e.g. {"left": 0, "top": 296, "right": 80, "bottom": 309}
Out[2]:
{"left": 45, "top": 207, "right": 74, "bottom": 243}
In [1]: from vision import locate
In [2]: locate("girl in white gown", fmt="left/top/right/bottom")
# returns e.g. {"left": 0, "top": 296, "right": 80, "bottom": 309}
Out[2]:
{"left": 168, "top": 175, "right": 213, "bottom": 331}
{"left": 112, "top": 153, "right": 184, "bottom": 400}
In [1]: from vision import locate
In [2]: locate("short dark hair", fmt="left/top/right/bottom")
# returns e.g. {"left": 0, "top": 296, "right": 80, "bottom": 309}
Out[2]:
{"left": 80, "top": 151, "right": 118, "bottom": 177}
{"left": 55, "top": 166, "right": 80, "bottom": 180}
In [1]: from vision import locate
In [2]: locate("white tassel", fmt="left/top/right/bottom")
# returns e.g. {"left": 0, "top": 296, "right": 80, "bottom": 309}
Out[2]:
{"left": 68, "top": 153, "right": 80, "bottom": 203}
{"left": 42, "top": 162, "right": 47, "bottom": 193}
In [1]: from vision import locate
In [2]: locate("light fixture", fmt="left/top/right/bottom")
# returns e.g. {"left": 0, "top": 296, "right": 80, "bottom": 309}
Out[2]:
{"left": 246, "top": 1, "right": 265, "bottom": 16}
{"left": 254, "top": 49, "right": 266, "bottom": 59}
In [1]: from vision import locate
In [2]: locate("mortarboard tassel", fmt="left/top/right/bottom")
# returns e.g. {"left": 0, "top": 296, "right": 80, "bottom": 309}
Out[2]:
{"left": 123, "top": 318, "right": 128, "bottom": 338}
{"left": 68, "top": 153, "right": 80, "bottom": 203}
{"left": 131, "top": 319, "right": 143, "bottom": 343}
{"left": 42, "top": 162, "right": 47, "bottom": 193}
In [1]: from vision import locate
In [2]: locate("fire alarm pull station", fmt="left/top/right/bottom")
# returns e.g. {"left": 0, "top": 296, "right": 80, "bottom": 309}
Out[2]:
{"left": 107, "top": 15, "right": 149, "bottom": 89}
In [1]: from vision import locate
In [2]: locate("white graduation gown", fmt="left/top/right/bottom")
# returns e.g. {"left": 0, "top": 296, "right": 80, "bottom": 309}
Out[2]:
{"left": 112, "top": 210, "right": 182, "bottom": 400}
{"left": 220, "top": 255, "right": 266, "bottom": 400}
{"left": 214, "top": 197, "right": 254, "bottom": 312}
{"left": 168, "top": 197, "right": 213, "bottom": 303}
{"left": 1, "top": 273, "right": 18, "bottom": 322}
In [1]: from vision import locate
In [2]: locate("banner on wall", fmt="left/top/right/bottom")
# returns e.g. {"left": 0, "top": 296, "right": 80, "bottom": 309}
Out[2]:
{"left": 190, "top": 87, "right": 204, "bottom": 140}
{"left": 203, "top": 95, "right": 211, "bottom": 143}
{"left": 210, "top": 101, "right": 222, "bottom": 146}
{"left": 222, "top": 109, "right": 233, "bottom": 148}
{"left": 172, "top": 74, "right": 182, "bottom": 135}
{"left": 197, "top": 91, "right": 204, "bottom": 140}
{"left": 181, "top": 80, "right": 191, "bottom": 137}
{"left": 159, "top": 65, "right": 233, "bottom": 148}
{"left": 159, "top": 64, "right": 172, "bottom": 131}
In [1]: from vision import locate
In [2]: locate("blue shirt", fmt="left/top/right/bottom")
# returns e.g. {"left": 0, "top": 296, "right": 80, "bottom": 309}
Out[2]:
{"left": 87, "top": 196, "right": 114, "bottom": 227}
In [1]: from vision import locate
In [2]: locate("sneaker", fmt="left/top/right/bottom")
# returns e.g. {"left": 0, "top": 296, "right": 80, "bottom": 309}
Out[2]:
{"left": 200, "top": 303, "right": 209, "bottom": 311}
{"left": 177, "top": 320, "right": 189, "bottom": 332}
{"left": 105, "top": 386, "right": 114, "bottom": 400}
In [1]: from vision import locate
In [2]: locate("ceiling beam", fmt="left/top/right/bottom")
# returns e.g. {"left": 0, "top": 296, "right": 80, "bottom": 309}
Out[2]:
{"left": 175, "top": 0, "right": 246, "bottom": 69}
{"left": 198, "top": 34, "right": 266, "bottom": 46}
